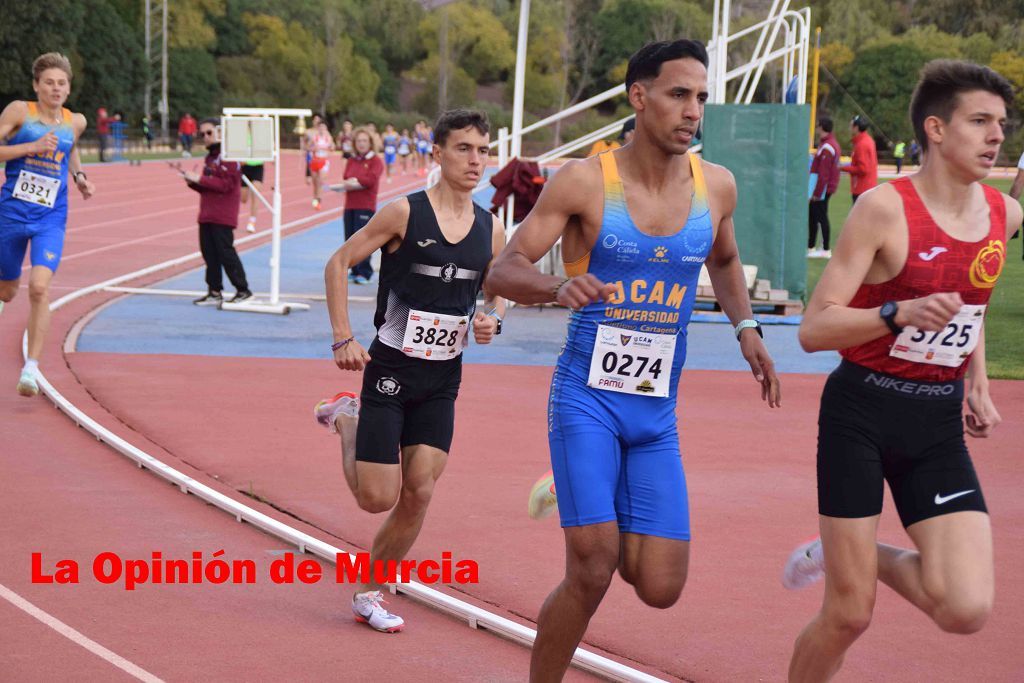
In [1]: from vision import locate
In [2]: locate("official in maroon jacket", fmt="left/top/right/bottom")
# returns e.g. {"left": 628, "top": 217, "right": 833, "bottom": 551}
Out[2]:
{"left": 172, "top": 117, "right": 252, "bottom": 306}
{"left": 334, "top": 128, "right": 384, "bottom": 284}
{"left": 808, "top": 115, "right": 841, "bottom": 258}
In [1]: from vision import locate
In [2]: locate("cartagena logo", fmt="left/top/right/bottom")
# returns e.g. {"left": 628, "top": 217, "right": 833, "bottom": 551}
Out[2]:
{"left": 968, "top": 240, "right": 1005, "bottom": 289}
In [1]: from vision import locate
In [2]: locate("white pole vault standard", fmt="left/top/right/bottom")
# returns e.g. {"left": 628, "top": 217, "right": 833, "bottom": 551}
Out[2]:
{"left": 221, "top": 107, "right": 312, "bottom": 315}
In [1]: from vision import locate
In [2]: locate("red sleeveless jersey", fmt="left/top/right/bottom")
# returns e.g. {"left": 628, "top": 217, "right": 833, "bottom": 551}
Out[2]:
{"left": 839, "top": 177, "right": 1007, "bottom": 381}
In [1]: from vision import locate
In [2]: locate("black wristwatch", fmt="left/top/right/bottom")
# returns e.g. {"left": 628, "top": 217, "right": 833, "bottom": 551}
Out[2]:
{"left": 879, "top": 301, "right": 903, "bottom": 335}
{"left": 488, "top": 311, "right": 503, "bottom": 335}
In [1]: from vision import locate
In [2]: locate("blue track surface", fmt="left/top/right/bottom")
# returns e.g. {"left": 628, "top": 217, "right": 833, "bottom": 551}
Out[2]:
{"left": 77, "top": 185, "right": 840, "bottom": 373}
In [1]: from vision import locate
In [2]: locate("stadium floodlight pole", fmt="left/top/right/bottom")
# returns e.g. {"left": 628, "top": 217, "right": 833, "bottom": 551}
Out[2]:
{"left": 161, "top": 0, "right": 168, "bottom": 142}
{"left": 144, "top": 0, "right": 151, "bottom": 123}
{"left": 510, "top": 0, "right": 530, "bottom": 160}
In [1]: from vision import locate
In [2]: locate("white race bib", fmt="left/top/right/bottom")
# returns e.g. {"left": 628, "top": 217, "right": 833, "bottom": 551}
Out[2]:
{"left": 13, "top": 170, "right": 60, "bottom": 208}
{"left": 401, "top": 309, "right": 469, "bottom": 360}
{"left": 889, "top": 304, "right": 986, "bottom": 368}
{"left": 587, "top": 324, "right": 676, "bottom": 397}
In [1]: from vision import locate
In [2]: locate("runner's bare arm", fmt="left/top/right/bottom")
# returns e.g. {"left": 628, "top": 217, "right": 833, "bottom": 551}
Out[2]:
{"left": 0, "top": 101, "right": 56, "bottom": 162}
{"left": 473, "top": 214, "right": 508, "bottom": 344}
{"left": 800, "top": 186, "right": 962, "bottom": 352}
{"left": 964, "top": 193, "right": 1024, "bottom": 436}
{"left": 325, "top": 198, "right": 409, "bottom": 371}
{"left": 1010, "top": 168, "right": 1024, "bottom": 204}
{"left": 68, "top": 113, "right": 94, "bottom": 199}
{"left": 964, "top": 325, "right": 1000, "bottom": 438}
{"left": 486, "top": 159, "right": 615, "bottom": 307}
{"left": 703, "top": 163, "right": 781, "bottom": 407}
{"left": 1006, "top": 190, "right": 1023, "bottom": 240}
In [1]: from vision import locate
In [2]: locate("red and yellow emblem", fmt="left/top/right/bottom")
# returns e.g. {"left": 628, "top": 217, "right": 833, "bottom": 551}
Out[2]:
{"left": 969, "top": 239, "right": 1005, "bottom": 289}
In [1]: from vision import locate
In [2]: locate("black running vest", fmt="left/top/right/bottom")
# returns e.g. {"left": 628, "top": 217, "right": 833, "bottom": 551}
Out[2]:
{"left": 374, "top": 191, "right": 493, "bottom": 351}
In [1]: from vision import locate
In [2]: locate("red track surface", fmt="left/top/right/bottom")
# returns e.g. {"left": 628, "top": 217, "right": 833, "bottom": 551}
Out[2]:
{"left": 2, "top": 156, "right": 1023, "bottom": 681}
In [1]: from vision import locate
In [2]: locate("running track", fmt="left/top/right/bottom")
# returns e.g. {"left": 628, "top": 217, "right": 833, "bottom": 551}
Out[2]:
{"left": 2, "top": 154, "right": 1023, "bottom": 681}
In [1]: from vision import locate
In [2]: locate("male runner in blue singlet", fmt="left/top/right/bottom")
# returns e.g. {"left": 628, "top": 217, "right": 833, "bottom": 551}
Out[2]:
{"left": 486, "top": 40, "right": 781, "bottom": 681}
{"left": 0, "top": 53, "right": 95, "bottom": 397}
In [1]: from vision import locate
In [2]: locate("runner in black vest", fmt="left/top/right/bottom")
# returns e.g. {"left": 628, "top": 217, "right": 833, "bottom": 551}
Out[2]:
{"left": 317, "top": 108, "right": 505, "bottom": 633}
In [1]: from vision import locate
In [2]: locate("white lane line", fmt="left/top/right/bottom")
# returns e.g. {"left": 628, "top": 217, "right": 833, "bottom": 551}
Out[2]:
{"left": 0, "top": 582, "right": 164, "bottom": 683}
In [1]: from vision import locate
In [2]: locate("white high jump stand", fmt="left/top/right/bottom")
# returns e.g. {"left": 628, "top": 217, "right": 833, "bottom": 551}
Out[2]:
{"left": 220, "top": 107, "right": 313, "bottom": 314}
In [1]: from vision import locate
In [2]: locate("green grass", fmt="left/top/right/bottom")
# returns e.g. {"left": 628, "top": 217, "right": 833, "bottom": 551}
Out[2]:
{"left": 806, "top": 176, "right": 1023, "bottom": 380}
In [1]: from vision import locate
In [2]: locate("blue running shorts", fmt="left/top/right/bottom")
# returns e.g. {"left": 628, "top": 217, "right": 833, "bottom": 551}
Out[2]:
{"left": 0, "top": 219, "right": 66, "bottom": 280}
{"left": 547, "top": 368, "right": 691, "bottom": 540}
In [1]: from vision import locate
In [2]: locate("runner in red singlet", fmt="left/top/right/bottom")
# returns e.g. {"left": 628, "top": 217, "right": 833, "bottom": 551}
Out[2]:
{"left": 782, "top": 60, "right": 1021, "bottom": 682}
{"left": 309, "top": 120, "right": 334, "bottom": 210}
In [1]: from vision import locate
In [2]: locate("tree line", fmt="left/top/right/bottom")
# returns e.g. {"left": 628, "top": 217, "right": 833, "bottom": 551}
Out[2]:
{"left": 2, "top": 0, "right": 1022, "bottom": 153}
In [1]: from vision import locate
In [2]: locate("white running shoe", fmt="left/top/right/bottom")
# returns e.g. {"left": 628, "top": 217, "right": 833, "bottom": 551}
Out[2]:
{"left": 527, "top": 471, "right": 558, "bottom": 520}
{"left": 246, "top": 217, "right": 257, "bottom": 233}
{"left": 782, "top": 537, "right": 825, "bottom": 590}
{"left": 17, "top": 370, "right": 39, "bottom": 397}
{"left": 821, "top": 249, "right": 832, "bottom": 259}
{"left": 352, "top": 590, "right": 404, "bottom": 633}
{"left": 314, "top": 392, "right": 359, "bottom": 434}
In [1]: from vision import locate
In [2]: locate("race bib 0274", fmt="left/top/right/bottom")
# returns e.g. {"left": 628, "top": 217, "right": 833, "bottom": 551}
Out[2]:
{"left": 587, "top": 324, "right": 676, "bottom": 397}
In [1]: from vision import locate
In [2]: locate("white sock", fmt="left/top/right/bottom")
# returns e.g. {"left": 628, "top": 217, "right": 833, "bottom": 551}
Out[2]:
{"left": 22, "top": 359, "right": 39, "bottom": 376}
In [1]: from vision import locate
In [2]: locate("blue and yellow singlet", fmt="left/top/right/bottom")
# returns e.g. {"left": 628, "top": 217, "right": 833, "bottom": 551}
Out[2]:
{"left": 555, "top": 150, "right": 712, "bottom": 399}
{"left": 546, "top": 150, "right": 713, "bottom": 540}
{"left": 0, "top": 102, "right": 76, "bottom": 226}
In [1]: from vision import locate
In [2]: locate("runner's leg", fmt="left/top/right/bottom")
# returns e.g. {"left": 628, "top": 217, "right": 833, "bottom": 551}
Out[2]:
{"left": 531, "top": 523, "right": 619, "bottom": 683}
{"left": 877, "top": 511, "right": 992, "bottom": 633}
{"left": 789, "top": 515, "right": 879, "bottom": 683}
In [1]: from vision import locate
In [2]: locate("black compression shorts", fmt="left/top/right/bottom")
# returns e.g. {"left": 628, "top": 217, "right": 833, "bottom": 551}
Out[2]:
{"left": 241, "top": 164, "right": 264, "bottom": 183}
{"left": 355, "top": 340, "right": 463, "bottom": 464}
{"left": 817, "top": 360, "right": 987, "bottom": 528}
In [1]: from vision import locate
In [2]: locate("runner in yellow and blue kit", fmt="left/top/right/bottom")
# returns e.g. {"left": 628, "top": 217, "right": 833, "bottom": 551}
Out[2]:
{"left": 0, "top": 53, "right": 95, "bottom": 396}
{"left": 546, "top": 150, "right": 712, "bottom": 538}
{"left": 487, "top": 39, "right": 781, "bottom": 681}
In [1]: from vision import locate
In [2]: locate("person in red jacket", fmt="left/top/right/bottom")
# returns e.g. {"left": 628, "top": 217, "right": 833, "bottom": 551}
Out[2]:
{"left": 178, "top": 112, "right": 197, "bottom": 157}
{"left": 172, "top": 117, "right": 251, "bottom": 305}
{"left": 842, "top": 115, "right": 878, "bottom": 203}
{"left": 808, "top": 115, "right": 842, "bottom": 258}
{"left": 333, "top": 128, "right": 384, "bottom": 284}
{"left": 96, "top": 106, "right": 111, "bottom": 162}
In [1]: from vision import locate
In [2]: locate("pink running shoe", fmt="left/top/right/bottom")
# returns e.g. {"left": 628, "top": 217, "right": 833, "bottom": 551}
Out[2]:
{"left": 314, "top": 392, "right": 359, "bottom": 434}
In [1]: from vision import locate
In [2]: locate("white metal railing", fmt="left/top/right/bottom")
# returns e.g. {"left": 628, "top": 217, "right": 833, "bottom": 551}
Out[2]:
{"left": 708, "top": 0, "right": 810, "bottom": 105}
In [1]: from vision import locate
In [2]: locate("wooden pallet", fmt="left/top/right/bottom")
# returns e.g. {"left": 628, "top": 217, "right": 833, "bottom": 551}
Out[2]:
{"left": 695, "top": 295, "right": 804, "bottom": 317}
